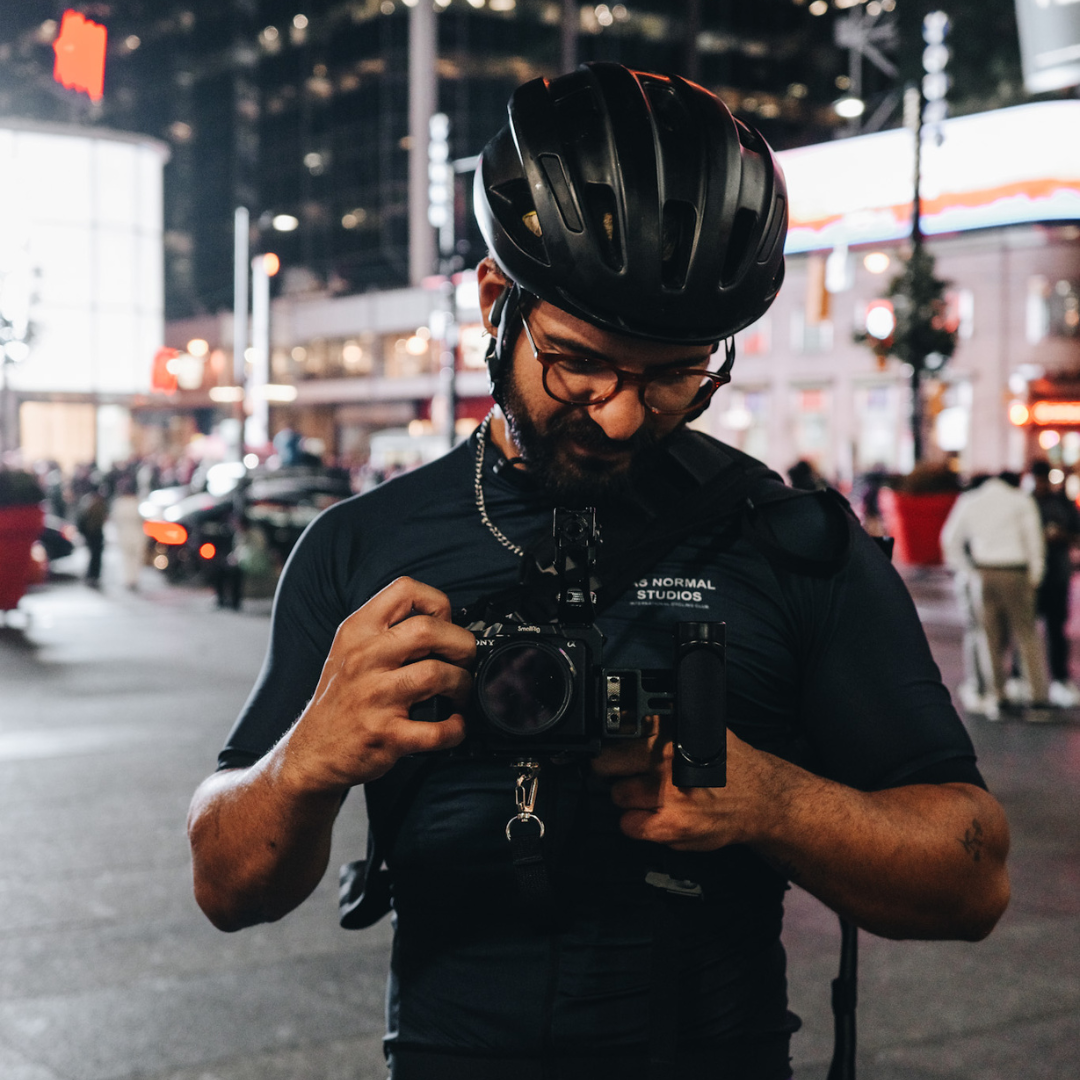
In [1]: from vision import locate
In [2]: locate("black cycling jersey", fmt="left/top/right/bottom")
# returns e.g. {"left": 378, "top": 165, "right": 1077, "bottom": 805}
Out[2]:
{"left": 219, "top": 429, "right": 983, "bottom": 1072}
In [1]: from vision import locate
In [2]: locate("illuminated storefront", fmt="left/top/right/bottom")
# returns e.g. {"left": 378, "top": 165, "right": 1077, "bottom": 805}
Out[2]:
{"left": 163, "top": 275, "right": 493, "bottom": 471}
{"left": 0, "top": 118, "right": 168, "bottom": 470}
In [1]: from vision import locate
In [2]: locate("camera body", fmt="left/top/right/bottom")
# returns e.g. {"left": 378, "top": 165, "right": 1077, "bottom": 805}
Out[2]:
{"left": 469, "top": 619, "right": 609, "bottom": 756}
{"left": 412, "top": 508, "right": 727, "bottom": 785}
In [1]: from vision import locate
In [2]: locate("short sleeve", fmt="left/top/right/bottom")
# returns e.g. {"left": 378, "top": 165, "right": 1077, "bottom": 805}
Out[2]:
{"left": 217, "top": 502, "right": 354, "bottom": 769}
{"left": 786, "top": 525, "right": 983, "bottom": 792}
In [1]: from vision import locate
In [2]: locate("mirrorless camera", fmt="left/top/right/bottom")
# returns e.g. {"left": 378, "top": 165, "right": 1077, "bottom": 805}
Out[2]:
{"left": 412, "top": 508, "right": 727, "bottom": 787}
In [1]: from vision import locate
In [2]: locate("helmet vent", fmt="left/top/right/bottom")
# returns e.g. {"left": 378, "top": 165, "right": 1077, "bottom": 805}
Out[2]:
{"left": 491, "top": 178, "right": 549, "bottom": 264}
{"left": 721, "top": 208, "right": 757, "bottom": 287}
{"left": 584, "top": 183, "right": 624, "bottom": 272}
{"left": 758, "top": 195, "right": 787, "bottom": 266}
{"left": 539, "top": 153, "right": 583, "bottom": 233}
{"left": 554, "top": 86, "right": 605, "bottom": 147}
{"left": 661, "top": 200, "right": 697, "bottom": 290}
{"left": 639, "top": 76, "right": 690, "bottom": 137}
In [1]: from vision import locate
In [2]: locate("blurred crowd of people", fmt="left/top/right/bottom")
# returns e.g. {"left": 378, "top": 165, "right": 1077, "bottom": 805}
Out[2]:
{"left": 28, "top": 455, "right": 188, "bottom": 589}
{"left": 785, "top": 455, "right": 1080, "bottom": 719}
{"left": 941, "top": 463, "right": 1080, "bottom": 719}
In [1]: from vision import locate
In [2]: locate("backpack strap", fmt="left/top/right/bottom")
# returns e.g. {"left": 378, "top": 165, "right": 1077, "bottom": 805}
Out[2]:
{"left": 742, "top": 486, "right": 856, "bottom": 578}
{"left": 457, "top": 431, "right": 777, "bottom": 630}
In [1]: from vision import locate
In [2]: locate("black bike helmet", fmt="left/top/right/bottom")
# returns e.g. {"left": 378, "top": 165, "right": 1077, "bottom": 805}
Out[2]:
{"left": 475, "top": 62, "right": 788, "bottom": 376}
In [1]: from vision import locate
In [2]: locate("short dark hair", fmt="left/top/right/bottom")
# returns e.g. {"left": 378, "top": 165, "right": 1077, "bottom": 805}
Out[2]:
{"left": 1029, "top": 460, "right": 1052, "bottom": 479}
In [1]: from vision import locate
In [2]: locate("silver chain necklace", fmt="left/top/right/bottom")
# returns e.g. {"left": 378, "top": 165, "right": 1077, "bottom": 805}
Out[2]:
{"left": 474, "top": 412, "right": 526, "bottom": 558}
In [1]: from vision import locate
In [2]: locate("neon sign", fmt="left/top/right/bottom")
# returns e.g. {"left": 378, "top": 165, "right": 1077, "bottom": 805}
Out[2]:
{"left": 151, "top": 347, "right": 179, "bottom": 395}
{"left": 780, "top": 101, "right": 1080, "bottom": 253}
{"left": 1030, "top": 400, "right": 1080, "bottom": 426}
{"left": 52, "top": 11, "right": 107, "bottom": 103}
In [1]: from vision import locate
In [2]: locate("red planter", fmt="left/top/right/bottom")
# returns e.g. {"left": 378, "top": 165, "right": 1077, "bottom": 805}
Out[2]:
{"left": 0, "top": 504, "right": 45, "bottom": 611}
{"left": 878, "top": 489, "right": 958, "bottom": 566}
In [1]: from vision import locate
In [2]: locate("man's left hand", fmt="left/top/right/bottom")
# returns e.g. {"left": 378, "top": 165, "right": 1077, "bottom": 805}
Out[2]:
{"left": 593, "top": 722, "right": 1011, "bottom": 942}
{"left": 593, "top": 726, "right": 784, "bottom": 852}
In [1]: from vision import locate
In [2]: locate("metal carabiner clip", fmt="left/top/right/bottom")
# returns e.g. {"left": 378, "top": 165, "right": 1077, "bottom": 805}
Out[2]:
{"left": 506, "top": 759, "right": 544, "bottom": 842}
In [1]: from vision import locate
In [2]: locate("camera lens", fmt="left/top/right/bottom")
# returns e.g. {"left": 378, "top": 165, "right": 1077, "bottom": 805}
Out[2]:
{"left": 559, "top": 516, "right": 587, "bottom": 542}
{"left": 476, "top": 641, "right": 574, "bottom": 736}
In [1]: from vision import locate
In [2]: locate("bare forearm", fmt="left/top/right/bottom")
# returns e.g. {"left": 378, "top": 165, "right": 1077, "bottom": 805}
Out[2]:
{"left": 754, "top": 766, "right": 1010, "bottom": 940}
{"left": 187, "top": 747, "right": 343, "bottom": 932}
{"left": 606, "top": 732, "right": 1010, "bottom": 942}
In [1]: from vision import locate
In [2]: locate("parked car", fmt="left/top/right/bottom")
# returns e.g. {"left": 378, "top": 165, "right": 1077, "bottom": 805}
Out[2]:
{"left": 141, "top": 466, "right": 353, "bottom": 585}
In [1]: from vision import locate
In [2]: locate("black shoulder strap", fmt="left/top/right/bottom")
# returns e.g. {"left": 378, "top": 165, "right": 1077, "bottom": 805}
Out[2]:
{"left": 594, "top": 442, "right": 773, "bottom": 609}
{"left": 338, "top": 756, "right": 432, "bottom": 929}
{"left": 459, "top": 432, "right": 776, "bottom": 629}
{"left": 742, "top": 486, "right": 856, "bottom": 578}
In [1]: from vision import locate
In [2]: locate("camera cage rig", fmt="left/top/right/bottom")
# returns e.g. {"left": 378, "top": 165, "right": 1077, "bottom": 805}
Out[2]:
{"left": 414, "top": 507, "right": 727, "bottom": 786}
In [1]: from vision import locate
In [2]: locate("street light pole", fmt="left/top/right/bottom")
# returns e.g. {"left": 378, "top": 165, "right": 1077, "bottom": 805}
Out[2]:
{"left": 247, "top": 253, "right": 271, "bottom": 451}
{"left": 232, "top": 206, "right": 249, "bottom": 461}
{"left": 0, "top": 260, "right": 33, "bottom": 461}
{"left": 0, "top": 358, "right": 11, "bottom": 459}
{"left": 905, "top": 83, "right": 925, "bottom": 464}
{"left": 561, "top": 0, "right": 577, "bottom": 72}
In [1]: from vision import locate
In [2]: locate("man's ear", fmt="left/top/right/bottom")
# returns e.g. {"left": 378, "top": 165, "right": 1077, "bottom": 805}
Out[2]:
{"left": 477, "top": 257, "right": 510, "bottom": 336}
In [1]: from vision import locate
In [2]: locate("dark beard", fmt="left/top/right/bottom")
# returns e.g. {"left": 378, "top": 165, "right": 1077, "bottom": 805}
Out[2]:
{"left": 501, "top": 374, "right": 675, "bottom": 507}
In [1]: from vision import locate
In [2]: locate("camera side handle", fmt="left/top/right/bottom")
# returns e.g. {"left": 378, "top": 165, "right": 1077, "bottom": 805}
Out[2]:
{"left": 672, "top": 621, "right": 727, "bottom": 788}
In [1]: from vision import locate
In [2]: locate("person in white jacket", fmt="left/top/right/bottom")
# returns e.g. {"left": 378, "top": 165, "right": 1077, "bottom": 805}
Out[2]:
{"left": 110, "top": 473, "right": 146, "bottom": 591}
{"left": 941, "top": 471, "right": 1050, "bottom": 716}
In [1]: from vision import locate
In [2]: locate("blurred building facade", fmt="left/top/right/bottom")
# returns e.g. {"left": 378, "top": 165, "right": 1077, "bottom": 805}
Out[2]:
{"left": 2, "top": 0, "right": 891, "bottom": 469}
{"left": 2, "top": 1, "right": 884, "bottom": 318}
{"left": 714, "top": 100, "right": 1080, "bottom": 484}
{"left": 164, "top": 98, "right": 1080, "bottom": 484}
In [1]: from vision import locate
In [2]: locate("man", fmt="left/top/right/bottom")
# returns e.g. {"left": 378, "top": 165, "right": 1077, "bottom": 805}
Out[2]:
{"left": 1029, "top": 460, "right": 1080, "bottom": 706}
{"left": 75, "top": 484, "right": 108, "bottom": 586}
{"left": 188, "top": 65, "right": 1009, "bottom": 1080}
{"left": 941, "top": 470, "right": 1049, "bottom": 715}
{"left": 943, "top": 474, "right": 997, "bottom": 718}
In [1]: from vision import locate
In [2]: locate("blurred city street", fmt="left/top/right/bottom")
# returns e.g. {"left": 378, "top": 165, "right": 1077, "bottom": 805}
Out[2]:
{"left": 0, "top": 550, "right": 1077, "bottom": 1080}
{"left": 2, "top": 4, "right": 1079, "bottom": 1078}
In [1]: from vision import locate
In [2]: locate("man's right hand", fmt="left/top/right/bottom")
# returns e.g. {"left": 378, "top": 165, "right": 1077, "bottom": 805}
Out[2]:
{"left": 188, "top": 576, "right": 473, "bottom": 931}
{"left": 281, "top": 576, "right": 474, "bottom": 795}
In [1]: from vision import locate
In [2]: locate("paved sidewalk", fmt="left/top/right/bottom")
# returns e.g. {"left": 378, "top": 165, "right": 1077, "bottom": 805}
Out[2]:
{"left": 0, "top": 559, "right": 1076, "bottom": 1079}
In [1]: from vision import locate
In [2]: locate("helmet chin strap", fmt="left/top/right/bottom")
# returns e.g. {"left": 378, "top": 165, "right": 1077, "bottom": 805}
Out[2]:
{"left": 484, "top": 283, "right": 524, "bottom": 409}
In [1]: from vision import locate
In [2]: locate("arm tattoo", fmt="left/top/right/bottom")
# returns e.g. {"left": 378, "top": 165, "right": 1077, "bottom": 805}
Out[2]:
{"left": 957, "top": 818, "right": 984, "bottom": 862}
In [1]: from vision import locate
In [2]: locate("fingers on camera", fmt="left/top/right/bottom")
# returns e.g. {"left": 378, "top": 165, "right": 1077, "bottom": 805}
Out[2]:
{"left": 396, "top": 657, "right": 472, "bottom": 706}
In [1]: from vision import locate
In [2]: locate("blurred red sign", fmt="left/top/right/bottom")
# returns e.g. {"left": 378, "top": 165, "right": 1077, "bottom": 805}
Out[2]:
{"left": 52, "top": 11, "right": 107, "bottom": 103}
{"left": 151, "top": 347, "right": 179, "bottom": 395}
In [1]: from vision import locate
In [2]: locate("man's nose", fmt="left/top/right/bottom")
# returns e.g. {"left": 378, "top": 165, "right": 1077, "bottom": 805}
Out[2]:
{"left": 587, "top": 385, "right": 647, "bottom": 442}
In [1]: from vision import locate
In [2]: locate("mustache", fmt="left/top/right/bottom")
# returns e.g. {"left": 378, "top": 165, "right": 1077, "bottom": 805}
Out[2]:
{"left": 551, "top": 412, "right": 656, "bottom": 454}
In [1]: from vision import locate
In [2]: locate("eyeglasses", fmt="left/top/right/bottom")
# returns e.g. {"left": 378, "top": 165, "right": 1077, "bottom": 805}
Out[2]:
{"left": 519, "top": 311, "right": 731, "bottom": 416}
